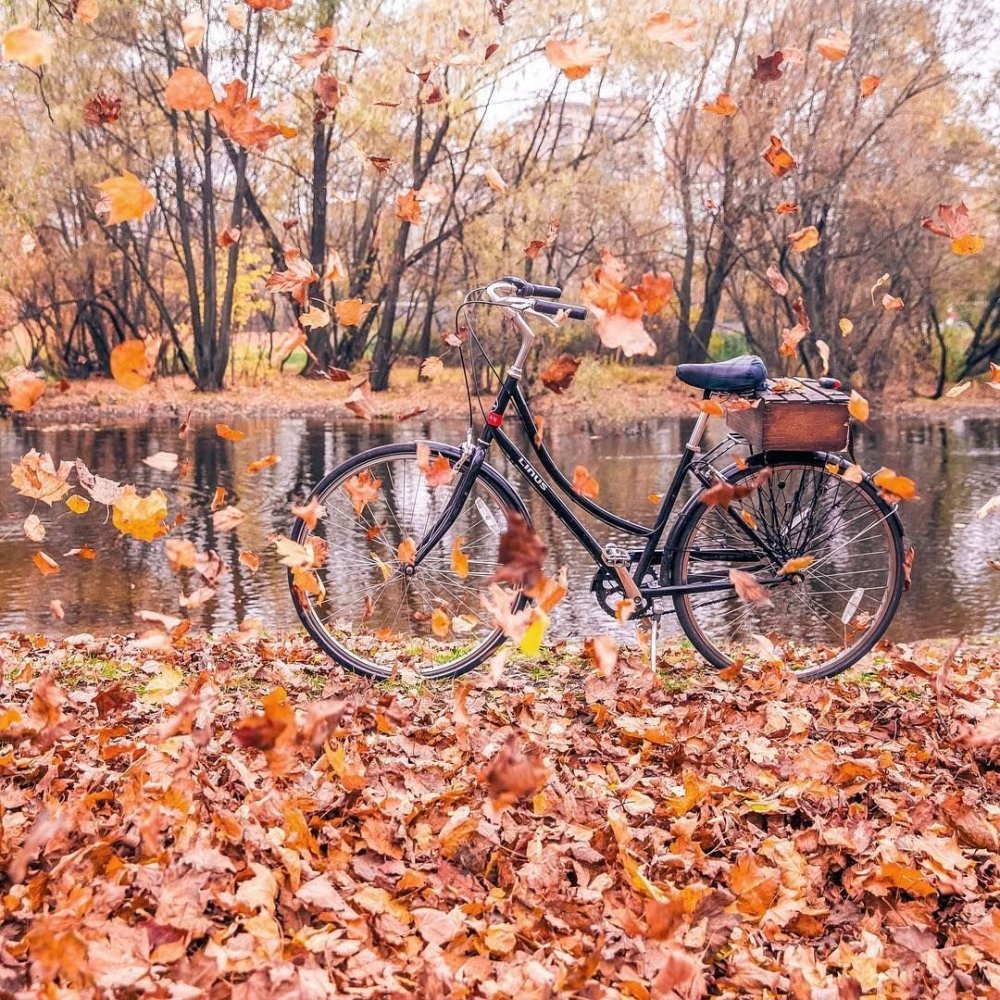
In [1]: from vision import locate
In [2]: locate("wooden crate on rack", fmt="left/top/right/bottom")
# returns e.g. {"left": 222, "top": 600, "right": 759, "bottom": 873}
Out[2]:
{"left": 725, "top": 380, "right": 851, "bottom": 452}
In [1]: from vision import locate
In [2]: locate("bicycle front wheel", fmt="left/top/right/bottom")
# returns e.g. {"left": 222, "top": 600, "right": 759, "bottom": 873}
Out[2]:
{"left": 289, "top": 443, "right": 527, "bottom": 680}
{"left": 669, "top": 455, "right": 905, "bottom": 679}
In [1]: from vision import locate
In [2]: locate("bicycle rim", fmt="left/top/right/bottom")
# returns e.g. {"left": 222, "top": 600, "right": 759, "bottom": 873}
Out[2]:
{"left": 289, "top": 444, "right": 524, "bottom": 680}
{"left": 672, "top": 458, "right": 904, "bottom": 679}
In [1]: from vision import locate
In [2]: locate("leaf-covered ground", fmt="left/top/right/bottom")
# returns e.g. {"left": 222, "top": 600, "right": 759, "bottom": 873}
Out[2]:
{"left": 1, "top": 630, "right": 999, "bottom": 998}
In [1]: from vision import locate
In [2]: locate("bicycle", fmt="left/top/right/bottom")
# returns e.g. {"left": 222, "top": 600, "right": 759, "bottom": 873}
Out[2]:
{"left": 289, "top": 276, "right": 906, "bottom": 681}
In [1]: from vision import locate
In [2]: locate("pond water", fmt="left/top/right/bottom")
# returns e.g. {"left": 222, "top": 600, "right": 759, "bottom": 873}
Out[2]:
{"left": 1, "top": 411, "right": 999, "bottom": 646}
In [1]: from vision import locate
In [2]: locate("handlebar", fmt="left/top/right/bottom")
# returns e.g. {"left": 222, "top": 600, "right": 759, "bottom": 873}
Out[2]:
{"left": 532, "top": 299, "right": 589, "bottom": 321}
{"left": 501, "top": 275, "right": 563, "bottom": 299}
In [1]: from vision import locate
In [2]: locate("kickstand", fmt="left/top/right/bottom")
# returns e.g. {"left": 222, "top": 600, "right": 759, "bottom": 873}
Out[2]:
{"left": 649, "top": 613, "right": 660, "bottom": 671}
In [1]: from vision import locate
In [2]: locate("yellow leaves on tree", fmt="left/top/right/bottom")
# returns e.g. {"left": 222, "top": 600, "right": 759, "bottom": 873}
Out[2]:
{"left": 96, "top": 171, "right": 155, "bottom": 225}
{"left": 2, "top": 23, "right": 55, "bottom": 68}
{"left": 110, "top": 339, "right": 156, "bottom": 390}
{"left": 543, "top": 34, "right": 610, "bottom": 80}
{"left": 580, "top": 249, "right": 672, "bottom": 358}
{"left": 111, "top": 486, "right": 169, "bottom": 542}
{"left": 165, "top": 67, "right": 215, "bottom": 112}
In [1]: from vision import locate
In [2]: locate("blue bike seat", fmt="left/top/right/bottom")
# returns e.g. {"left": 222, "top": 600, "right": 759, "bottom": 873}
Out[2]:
{"left": 675, "top": 355, "right": 767, "bottom": 394}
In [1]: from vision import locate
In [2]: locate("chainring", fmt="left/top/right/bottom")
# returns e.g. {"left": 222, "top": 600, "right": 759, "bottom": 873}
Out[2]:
{"left": 590, "top": 564, "right": 656, "bottom": 619}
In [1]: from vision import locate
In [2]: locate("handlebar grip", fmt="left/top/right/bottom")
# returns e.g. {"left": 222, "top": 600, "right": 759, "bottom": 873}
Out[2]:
{"left": 501, "top": 275, "right": 563, "bottom": 299}
{"left": 532, "top": 299, "right": 588, "bottom": 321}
{"left": 526, "top": 282, "right": 563, "bottom": 299}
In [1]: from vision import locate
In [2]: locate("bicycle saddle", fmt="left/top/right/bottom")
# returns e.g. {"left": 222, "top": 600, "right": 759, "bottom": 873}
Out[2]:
{"left": 675, "top": 355, "right": 767, "bottom": 394}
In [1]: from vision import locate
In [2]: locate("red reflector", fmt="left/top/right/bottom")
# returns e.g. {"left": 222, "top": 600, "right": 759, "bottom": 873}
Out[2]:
{"left": 486, "top": 412, "right": 503, "bottom": 427}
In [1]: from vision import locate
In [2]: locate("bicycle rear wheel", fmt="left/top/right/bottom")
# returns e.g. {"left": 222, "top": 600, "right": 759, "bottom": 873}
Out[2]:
{"left": 669, "top": 455, "right": 905, "bottom": 679}
{"left": 289, "top": 443, "right": 527, "bottom": 679}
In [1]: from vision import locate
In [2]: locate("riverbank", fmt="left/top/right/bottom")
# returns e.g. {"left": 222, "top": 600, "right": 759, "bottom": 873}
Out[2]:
{"left": 0, "top": 630, "right": 998, "bottom": 994}
{"left": 19, "top": 362, "right": 998, "bottom": 429}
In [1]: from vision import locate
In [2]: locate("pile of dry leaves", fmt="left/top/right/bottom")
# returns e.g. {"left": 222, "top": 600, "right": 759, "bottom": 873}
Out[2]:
{"left": 1, "top": 631, "right": 999, "bottom": 998}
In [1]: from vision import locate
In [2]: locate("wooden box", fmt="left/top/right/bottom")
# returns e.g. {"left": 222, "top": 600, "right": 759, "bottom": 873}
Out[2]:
{"left": 725, "top": 380, "right": 851, "bottom": 453}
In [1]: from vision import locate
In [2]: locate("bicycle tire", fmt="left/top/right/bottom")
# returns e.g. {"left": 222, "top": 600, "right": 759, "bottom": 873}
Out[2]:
{"left": 289, "top": 442, "right": 529, "bottom": 680}
{"left": 667, "top": 453, "right": 905, "bottom": 679}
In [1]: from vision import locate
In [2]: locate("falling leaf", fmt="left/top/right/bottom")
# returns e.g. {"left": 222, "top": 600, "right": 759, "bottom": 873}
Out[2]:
{"left": 397, "top": 537, "right": 417, "bottom": 565}
{"left": 11, "top": 451, "right": 73, "bottom": 506}
{"left": 479, "top": 732, "right": 548, "bottom": 809}
{"left": 491, "top": 511, "right": 547, "bottom": 590}
{"left": 484, "top": 167, "right": 508, "bottom": 193}
{"left": 395, "top": 190, "right": 424, "bottom": 224}
{"left": 951, "top": 234, "right": 985, "bottom": 256}
{"left": 816, "top": 339, "right": 830, "bottom": 375}
{"left": 23, "top": 514, "right": 45, "bottom": 542}
{"left": 217, "top": 227, "right": 241, "bottom": 247}
{"left": 248, "top": 454, "right": 280, "bottom": 473}
{"left": 787, "top": 226, "right": 820, "bottom": 252}
{"left": 860, "top": 74, "right": 881, "bottom": 98}
{"left": 572, "top": 465, "right": 599, "bottom": 499}
{"left": 946, "top": 381, "right": 972, "bottom": 398}
{"left": 226, "top": 5, "right": 248, "bottom": 30}
{"left": 181, "top": 10, "right": 206, "bottom": 47}
{"left": 694, "top": 399, "right": 725, "bottom": 416}
{"left": 729, "top": 569, "right": 773, "bottom": 607}
{"left": 49, "top": 599, "right": 65, "bottom": 620}
{"left": 882, "top": 293, "right": 904, "bottom": 311}
{"left": 765, "top": 265, "right": 789, "bottom": 296}
{"left": 143, "top": 451, "right": 179, "bottom": 473}
{"left": 416, "top": 443, "right": 455, "bottom": 487}
{"left": 872, "top": 467, "right": 918, "bottom": 501}
{"left": 431, "top": 608, "right": 450, "bottom": 638}
{"left": 345, "top": 382, "right": 374, "bottom": 420}
{"left": 299, "top": 306, "right": 330, "bottom": 329}
{"left": 869, "top": 272, "right": 891, "bottom": 304}
{"left": 335, "top": 298, "right": 375, "bottom": 327}
{"left": 8, "top": 370, "right": 45, "bottom": 412}
{"left": 76, "top": 0, "right": 100, "bottom": 23}
{"left": 580, "top": 249, "right": 659, "bottom": 358}
{"left": 293, "top": 26, "right": 337, "bottom": 69}
{"left": 775, "top": 200, "right": 799, "bottom": 215}
{"left": 701, "top": 470, "right": 770, "bottom": 510}
{"left": 419, "top": 356, "right": 444, "bottom": 379}
{"left": 264, "top": 248, "right": 318, "bottom": 307}
{"left": 780, "top": 555, "right": 814, "bottom": 574}
{"left": 848, "top": 390, "right": 869, "bottom": 422}
{"left": 2, "top": 23, "right": 55, "bottom": 67}
{"left": 111, "top": 486, "right": 169, "bottom": 542}
{"left": 213, "top": 505, "right": 245, "bottom": 531}
{"left": 762, "top": 134, "right": 796, "bottom": 177}
{"left": 83, "top": 91, "right": 122, "bottom": 127}
{"left": 752, "top": 50, "right": 784, "bottom": 83}
{"left": 344, "top": 469, "right": 382, "bottom": 516}
{"left": 165, "top": 67, "right": 215, "bottom": 112}
{"left": 524, "top": 217, "right": 560, "bottom": 259}
{"left": 816, "top": 29, "right": 850, "bottom": 61}
{"left": 780, "top": 324, "right": 807, "bottom": 358}
{"left": 451, "top": 536, "right": 469, "bottom": 578}
{"left": 644, "top": 12, "right": 699, "bottom": 50}
{"left": 839, "top": 317, "right": 854, "bottom": 336}
{"left": 544, "top": 34, "right": 610, "bottom": 80}
{"left": 215, "top": 423, "right": 245, "bottom": 441}
{"left": 66, "top": 495, "right": 90, "bottom": 514}
{"left": 211, "top": 79, "right": 281, "bottom": 151}
{"left": 97, "top": 171, "right": 155, "bottom": 225}
{"left": 539, "top": 354, "right": 580, "bottom": 394}
{"left": 290, "top": 496, "right": 326, "bottom": 530}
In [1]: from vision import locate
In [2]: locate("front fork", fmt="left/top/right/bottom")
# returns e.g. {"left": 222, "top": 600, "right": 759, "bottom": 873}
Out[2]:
{"left": 411, "top": 440, "right": 489, "bottom": 569}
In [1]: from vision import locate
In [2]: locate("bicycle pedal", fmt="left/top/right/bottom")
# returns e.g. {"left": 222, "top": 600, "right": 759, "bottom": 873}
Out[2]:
{"left": 603, "top": 543, "right": 630, "bottom": 566}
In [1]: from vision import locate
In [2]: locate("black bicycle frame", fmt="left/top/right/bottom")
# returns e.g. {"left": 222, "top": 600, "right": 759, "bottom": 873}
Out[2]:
{"left": 414, "top": 372, "right": 747, "bottom": 601}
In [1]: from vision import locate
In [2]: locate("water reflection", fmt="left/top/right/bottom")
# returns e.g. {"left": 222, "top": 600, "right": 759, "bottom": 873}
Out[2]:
{"left": 1, "top": 412, "right": 998, "bottom": 643}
